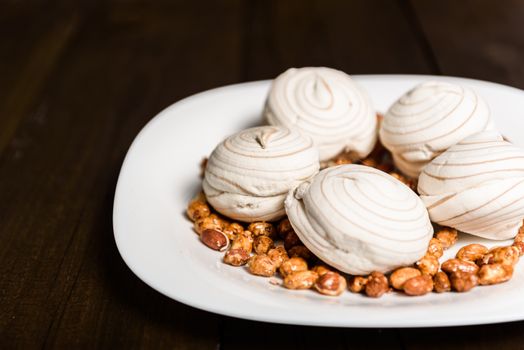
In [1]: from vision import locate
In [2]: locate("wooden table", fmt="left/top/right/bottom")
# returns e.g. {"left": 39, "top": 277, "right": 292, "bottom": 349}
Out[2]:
{"left": 2, "top": 0, "right": 524, "bottom": 348}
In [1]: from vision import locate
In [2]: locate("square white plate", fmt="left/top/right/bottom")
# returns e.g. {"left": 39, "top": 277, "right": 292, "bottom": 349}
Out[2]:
{"left": 113, "top": 75, "right": 524, "bottom": 327}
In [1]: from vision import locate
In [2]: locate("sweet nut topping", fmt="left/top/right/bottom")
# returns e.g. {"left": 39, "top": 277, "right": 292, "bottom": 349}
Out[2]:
{"left": 223, "top": 222, "right": 244, "bottom": 240}
{"left": 362, "top": 158, "right": 377, "bottom": 168}
{"left": 365, "top": 271, "right": 389, "bottom": 298}
{"left": 441, "top": 258, "right": 479, "bottom": 275}
{"left": 335, "top": 156, "right": 353, "bottom": 166}
{"left": 267, "top": 246, "right": 289, "bottom": 268}
{"left": 230, "top": 232, "right": 253, "bottom": 254}
{"left": 194, "top": 214, "right": 223, "bottom": 235}
{"left": 248, "top": 222, "right": 276, "bottom": 238}
{"left": 265, "top": 67, "right": 377, "bottom": 162}
{"left": 416, "top": 254, "right": 439, "bottom": 276}
{"left": 288, "top": 245, "right": 313, "bottom": 260}
{"left": 512, "top": 242, "right": 524, "bottom": 257}
{"left": 253, "top": 236, "right": 274, "bottom": 255}
{"left": 312, "top": 265, "right": 331, "bottom": 276}
{"left": 248, "top": 254, "right": 277, "bottom": 277}
{"left": 187, "top": 199, "right": 211, "bottom": 222}
{"left": 403, "top": 275, "right": 434, "bottom": 296}
{"left": 277, "top": 218, "right": 293, "bottom": 239}
{"left": 390, "top": 267, "right": 422, "bottom": 290}
{"left": 314, "top": 272, "right": 347, "bottom": 296}
{"left": 478, "top": 263, "right": 513, "bottom": 285}
{"left": 283, "top": 270, "right": 319, "bottom": 290}
{"left": 348, "top": 276, "right": 368, "bottom": 293}
{"left": 450, "top": 271, "right": 478, "bottom": 292}
{"left": 433, "top": 271, "right": 451, "bottom": 293}
{"left": 456, "top": 244, "right": 488, "bottom": 262}
{"left": 435, "top": 228, "right": 458, "bottom": 249}
{"left": 480, "top": 246, "right": 520, "bottom": 266}
{"left": 223, "top": 248, "right": 250, "bottom": 266}
{"left": 279, "top": 257, "right": 308, "bottom": 277}
{"left": 284, "top": 230, "right": 301, "bottom": 250}
{"left": 201, "top": 229, "right": 229, "bottom": 251}
{"left": 427, "top": 238, "right": 444, "bottom": 258}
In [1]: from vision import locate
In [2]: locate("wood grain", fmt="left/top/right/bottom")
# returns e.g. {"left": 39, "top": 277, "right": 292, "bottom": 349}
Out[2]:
{"left": 0, "top": 1, "right": 241, "bottom": 348}
{"left": 411, "top": 0, "right": 524, "bottom": 88}
{"left": 242, "top": 0, "right": 434, "bottom": 81}
{"left": 1, "top": 0, "right": 524, "bottom": 348}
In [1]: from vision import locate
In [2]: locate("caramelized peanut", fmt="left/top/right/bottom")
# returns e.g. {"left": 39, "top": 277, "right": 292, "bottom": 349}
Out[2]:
{"left": 312, "top": 265, "right": 331, "bottom": 276}
{"left": 201, "top": 229, "right": 229, "bottom": 251}
{"left": 480, "top": 246, "right": 519, "bottom": 266}
{"left": 279, "top": 257, "right": 308, "bottom": 277}
{"left": 435, "top": 228, "right": 458, "bottom": 249}
{"left": 187, "top": 199, "right": 211, "bottom": 221}
{"left": 283, "top": 270, "right": 319, "bottom": 290}
{"left": 253, "top": 235, "right": 274, "bottom": 255}
{"left": 223, "top": 248, "right": 249, "bottom": 266}
{"left": 403, "top": 275, "right": 433, "bottom": 296}
{"left": 433, "top": 271, "right": 451, "bottom": 293}
{"left": 267, "top": 246, "right": 288, "bottom": 268}
{"left": 456, "top": 244, "right": 488, "bottom": 262}
{"left": 230, "top": 231, "right": 253, "bottom": 254}
{"left": 427, "top": 238, "right": 444, "bottom": 258}
{"left": 348, "top": 276, "right": 369, "bottom": 293}
{"left": 390, "top": 267, "right": 421, "bottom": 290}
{"left": 441, "top": 258, "right": 479, "bottom": 275}
{"left": 314, "top": 272, "right": 347, "bottom": 296}
{"left": 365, "top": 271, "right": 389, "bottom": 298}
{"left": 450, "top": 271, "right": 478, "bottom": 292}
{"left": 248, "top": 222, "right": 275, "bottom": 238}
{"left": 416, "top": 254, "right": 439, "bottom": 276}
{"left": 277, "top": 218, "right": 293, "bottom": 239}
{"left": 248, "top": 254, "right": 276, "bottom": 277}
{"left": 478, "top": 263, "right": 513, "bottom": 285}
{"left": 194, "top": 214, "right": 223, "bottom": 235}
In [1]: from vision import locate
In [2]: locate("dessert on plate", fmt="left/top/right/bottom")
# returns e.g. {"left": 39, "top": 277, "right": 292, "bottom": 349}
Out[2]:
{"left": 285, "top": 164, "right": 433, "bottom": 275}
{"left": 380, "top": 81, "right": 494, "bottom": 178}
{"left": 203, "top": 126, "right": 319, "bottom": 222}
{"left": 187, "top": 68, "right": 524, "bottom": 299}
{"left": 419, "top": 130, "right": 524, "bottom": 240}
{"left": 264, "top": 67, "right": 377, "bottom": 162}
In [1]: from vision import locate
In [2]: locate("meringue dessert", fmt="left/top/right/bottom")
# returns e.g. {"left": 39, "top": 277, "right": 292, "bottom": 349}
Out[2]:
{"left": 264, "top": 67, "right": 377, "bottom": 162}
{"left": 285, "top": 164, "right": 433, "bottom": 275}
{"left": 380, "top": 81, "right": 494, "bottom": 178}
{"left": 203, "top": 126, "right": 319, "bottom": 222}
{"left": 419, "top": 130, "right": 524, "bottom": 240}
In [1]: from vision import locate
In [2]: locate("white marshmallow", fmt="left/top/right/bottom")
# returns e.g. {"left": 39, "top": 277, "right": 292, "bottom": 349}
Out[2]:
{"left": 285, "top": 164, "right": 433, "bottom": 275}
{"left": 380, "top": 81, "right": 494, "bottom": 178}
{"left": 264, "top": 67, "right": 377, "bottom": 162}
{"left": 418, "top": 130, "right": 524, "bottom": 240}
{"left": 203, "top": 126, "right": 319, "bottom": 222}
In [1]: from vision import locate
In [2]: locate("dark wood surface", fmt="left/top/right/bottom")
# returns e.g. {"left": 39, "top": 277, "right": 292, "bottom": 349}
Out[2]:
{"left": 2, "top": 0, "right": 524, "bottom": 348}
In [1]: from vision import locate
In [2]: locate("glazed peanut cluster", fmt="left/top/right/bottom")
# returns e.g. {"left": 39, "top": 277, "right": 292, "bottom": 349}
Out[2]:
{"left": 188, "top": 138, "right": 524, "bottom": 298}
{"left": 188, "top": 194, "right": 524, "bottom": 298}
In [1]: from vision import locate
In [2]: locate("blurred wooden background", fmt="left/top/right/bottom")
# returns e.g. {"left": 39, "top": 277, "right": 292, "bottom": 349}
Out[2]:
{"left": 2, "top": 0, "right": 524, "bottom": 348}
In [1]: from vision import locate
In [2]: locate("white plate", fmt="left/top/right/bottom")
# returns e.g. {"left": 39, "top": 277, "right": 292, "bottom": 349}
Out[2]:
{"left": 113, "top": 75, "right": 524, "bottom": 328}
